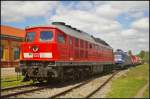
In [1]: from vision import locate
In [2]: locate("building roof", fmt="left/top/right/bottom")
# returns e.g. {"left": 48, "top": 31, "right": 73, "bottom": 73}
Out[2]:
{"left": 1, "top": 25, "right": 26, "bottom": 38}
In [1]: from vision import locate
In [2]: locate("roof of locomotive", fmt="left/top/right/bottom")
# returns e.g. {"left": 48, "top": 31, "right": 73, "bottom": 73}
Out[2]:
{"left": 114, "top": 49, "right": 131, "bottom": 56}
{"left": 25, "top": 22, "right": 113, "bottom": 49}
{"left": 52, "top": 22, "right": 112, "bottom": 49}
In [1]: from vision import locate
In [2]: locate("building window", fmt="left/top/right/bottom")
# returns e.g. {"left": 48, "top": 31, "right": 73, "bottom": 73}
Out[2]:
{"left": 0, "top": 46, "right": 3, "bottom": 59}
{"left": 14, "top": 47, "right": 20, "bottom": 60}
{"left": 57, "top": 34, "right": 66, "bottom": 43}
{"left": 26, "top": 32, "right": 36, "bottom": 42}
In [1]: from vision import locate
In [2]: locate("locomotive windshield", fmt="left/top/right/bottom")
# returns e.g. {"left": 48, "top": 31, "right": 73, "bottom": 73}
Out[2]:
{"left": 40, "top": 31, "right": 53, "bottom": 41}
{"left": 26, "top": 32, "right": 36, "bottom": 42}
{"left": 115, "top": 54, "right": 122, "bottom": 59}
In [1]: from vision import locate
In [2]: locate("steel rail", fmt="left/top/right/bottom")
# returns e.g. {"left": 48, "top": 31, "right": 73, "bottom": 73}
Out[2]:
{"left": 1, "top": 84, "right": 49, "bottom": 98}
{"left": 49, "top": 70, "right": 119, "bottom": 98}
{"left": 49, "top": 80, "right": 92, "bottom": 98}
{"left": 85, "top": 71, "right": 120, "bottom": 98}
{"left": 1, "top": 83, "right": 41, "bottom": 91}
{"left": 48, "top": 72, "right": 110, "bottom": 98}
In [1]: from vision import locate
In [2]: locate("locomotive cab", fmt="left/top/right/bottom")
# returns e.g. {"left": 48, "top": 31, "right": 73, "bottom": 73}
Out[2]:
{"left": 22, "top": 27, "right": 56, "bottom": 60}
{"left": 20, "top": 26, "right": 59, "bottom": 82}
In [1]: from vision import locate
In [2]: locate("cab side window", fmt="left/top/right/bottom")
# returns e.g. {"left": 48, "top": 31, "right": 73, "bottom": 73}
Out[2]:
{"left": 69, "top": 36, "right": 73, "bottom": 45}
{"left": 89, "top": 44, "right": 92, "bottom": 49}
{"left": 75, "top": 38, "right": 79, "bottom": 47}
{"left": 57, "top": 33, "right": 66, "bottom": 44}
{"left": 80, "top": 40, "right": 83, "bottom": 48}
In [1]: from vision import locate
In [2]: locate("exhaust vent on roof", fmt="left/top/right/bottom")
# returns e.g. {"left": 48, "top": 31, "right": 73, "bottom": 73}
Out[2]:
{"left": 65, "top": 25, "right": 81, "bottom": 33}
{"left": 66, "top": 25, "right": 72, "bottom": 28}
{"left": 76, "top": 29, "right": 81, "bottom": 32}
{"left": 52, "top": 22, "right": 66, "bottom": 25}
{"left": 72, "top": 27, "right": 77, "bottom": 30}
{"left": 52, "top": 22, "right": 82, "bottom": 33}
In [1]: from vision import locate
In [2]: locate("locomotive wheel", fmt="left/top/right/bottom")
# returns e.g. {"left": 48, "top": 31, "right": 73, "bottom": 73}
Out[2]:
{"left": 73, "top": 69, "right": 79, "bottom": 80}
{"left": 79, "top": 70, "right": 84, "bottom": 80}
{"left": 22, "top": 74, "right": 30, "bottom": 82}
{"left": 37, "top": 78, "right": 44, "bottom": 83}
{"left": 86, "top": 69, "right": 90, "bottom": 78}
{"left": 32, "top": 78, "right": 37, "bottom": 83}
{"left": 47, "top": 72, "right": 54, "bottom": 83}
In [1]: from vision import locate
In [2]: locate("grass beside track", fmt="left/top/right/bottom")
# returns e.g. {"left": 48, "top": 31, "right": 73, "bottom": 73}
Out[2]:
{"left": 106, "top": 64, "right": 149, "bottom": 98}
{"left": 1, "top": 75, "right": 33, "bottom": 88}
{"left": 143, "top": 86, "right": 149, "bottom": 98}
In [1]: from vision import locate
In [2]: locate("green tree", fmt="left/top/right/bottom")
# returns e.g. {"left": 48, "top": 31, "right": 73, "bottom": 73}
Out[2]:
{"left": 143, "top": 51, "right": 149, "bottom": 63}
{"left": 128, "top": 50, "right": 132, "bottom": 55}
{"left": 138, "top": 50, "right": 145, "bottom": 59}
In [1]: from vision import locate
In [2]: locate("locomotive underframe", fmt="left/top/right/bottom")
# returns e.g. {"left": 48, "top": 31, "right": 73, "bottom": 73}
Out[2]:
{"left": 19, "top": 60, "right": 114, "bottom": 82}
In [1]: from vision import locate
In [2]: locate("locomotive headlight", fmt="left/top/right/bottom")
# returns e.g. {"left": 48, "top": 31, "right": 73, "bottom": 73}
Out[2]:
{"left": 40, "top": 52, "right": 52, "bottom": 58}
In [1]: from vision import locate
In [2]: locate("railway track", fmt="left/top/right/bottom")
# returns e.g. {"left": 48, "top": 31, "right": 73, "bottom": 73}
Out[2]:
{"left": 1, "top": 83, "right": 41, "bottom": 91}
{"left": 1, "top": 70, "right": 120, "bottom": 98}
{"left": 49, "top": 79, "right": 93, "bottom": 98}
{"left": 1, "top": 83, "right": 50, "bottom": 98}
{"left": 85, "top": 71, "right": 119, "bottom": 98}
{"left": 48, "top": 70, "right": 119, "bottom": 98}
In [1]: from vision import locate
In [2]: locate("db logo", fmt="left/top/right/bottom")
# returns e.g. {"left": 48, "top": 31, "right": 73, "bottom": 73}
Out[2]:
{"left": 32, "top": 46, "right": 39, "bottom": 52}
{"left": 33, "top": 53, "right": 40, "bottom": 57}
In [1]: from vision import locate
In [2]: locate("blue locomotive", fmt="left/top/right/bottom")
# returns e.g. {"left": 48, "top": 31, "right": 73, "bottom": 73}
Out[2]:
{"left": 114, "top": 49, "right": 132, "bottom": 69}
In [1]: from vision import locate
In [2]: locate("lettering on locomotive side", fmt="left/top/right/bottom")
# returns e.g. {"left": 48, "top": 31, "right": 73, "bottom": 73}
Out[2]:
{"left": 33, "top": 53, "right": 40, "bottom": 58}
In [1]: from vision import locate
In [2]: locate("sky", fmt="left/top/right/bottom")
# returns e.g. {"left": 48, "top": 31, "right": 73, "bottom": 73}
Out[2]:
{"left": 1, "top": 1, "right": 149, "bottom": 55}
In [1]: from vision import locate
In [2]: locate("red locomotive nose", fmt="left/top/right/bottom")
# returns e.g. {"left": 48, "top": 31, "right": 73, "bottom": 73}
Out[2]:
{"left": 32, "top": 45, "right": 39, "bottom": 52}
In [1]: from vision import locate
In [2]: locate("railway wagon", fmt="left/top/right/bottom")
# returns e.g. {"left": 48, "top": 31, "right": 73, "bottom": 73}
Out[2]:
{"left": 19, "top": 22, "right": 114, "bottom": 82}
{"left": 131, "top": 55, "right": 142, "bottom": 66}
{"left": 114, "top": 49, "right": 132, "bottom": 69}
{"left": 136, "top": 57, "right": 143, "bottom": 65}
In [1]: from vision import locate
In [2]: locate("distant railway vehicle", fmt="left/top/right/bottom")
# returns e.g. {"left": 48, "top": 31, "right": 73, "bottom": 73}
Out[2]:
{"left": 130, "top": 55, "right": 142, "bottom": 65}
{"left": 19, "top": 22, "right": 114, "bottom": 82}
{"left": 114, "top": 49, "right": 143, "bottom": 69}
{"left": 114, "top": 49, "right": 132, "bottom": 69}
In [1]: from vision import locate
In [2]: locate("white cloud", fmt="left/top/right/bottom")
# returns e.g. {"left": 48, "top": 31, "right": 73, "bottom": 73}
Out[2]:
{"left": 75, "top": 1, "right": 94, "bottom": 10}
{"left": 131, "top": 17, "right": 149, "bottom": 30}
{"left": 105, "top": 1, "right": 149, "bottom": 20}
{"left": 121, "top": 29, "right": 137, "bottom": 36}
{"left": 50, "top": 3, "right": 123, "bottom": 34}
{"left": 138, "top": 38, "right": 148, "bottom": 43}
{"left": 1, "top": 1, "right": 58, "bottom": 22}
{"left": 95, "top": 4, "right": 121, "bottom": 19}
{"left": 108, "top": 1, "right": 149, "bottom": 11}
{"left": 1, "top": 1, "right": 149, "bottom": 54}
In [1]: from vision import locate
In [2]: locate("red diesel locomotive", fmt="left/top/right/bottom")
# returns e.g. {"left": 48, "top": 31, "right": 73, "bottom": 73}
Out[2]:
{"left": 19, "top": 22, "right": 114, "bottom": 82}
